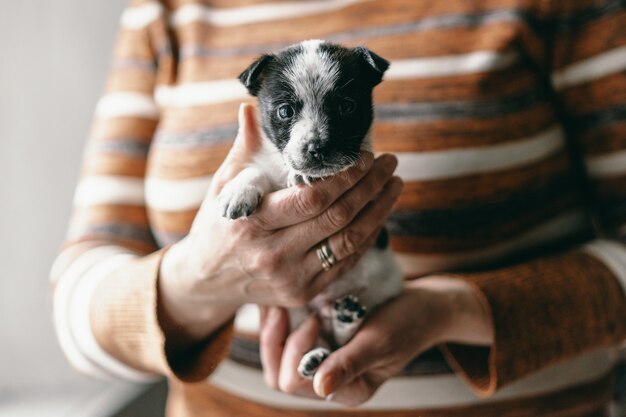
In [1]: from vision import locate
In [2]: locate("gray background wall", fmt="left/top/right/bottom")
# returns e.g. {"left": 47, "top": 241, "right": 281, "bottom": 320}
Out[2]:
{"left": 0, "top": 0, "right": 139, "bottom": 406}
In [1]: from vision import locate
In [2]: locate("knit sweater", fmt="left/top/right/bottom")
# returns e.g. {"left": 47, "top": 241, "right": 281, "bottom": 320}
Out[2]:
{"left": 50, "top": 0, "right": 626, "bottom": 415}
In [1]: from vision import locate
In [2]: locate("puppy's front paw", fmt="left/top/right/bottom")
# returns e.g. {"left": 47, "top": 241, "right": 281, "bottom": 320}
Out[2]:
{"left": 298, "top": 347, "right": 330, "bottom": 379}
{"left": 218, "top": 184, "right": 263, "bottom": 219}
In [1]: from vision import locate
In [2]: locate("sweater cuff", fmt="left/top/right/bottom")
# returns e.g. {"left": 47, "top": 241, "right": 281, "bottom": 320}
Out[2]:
{"left": 90, "top": 248, "right": 234, "bottom": 382}
{"left": 440, "top": 249, "right": 626, "bottom": 396}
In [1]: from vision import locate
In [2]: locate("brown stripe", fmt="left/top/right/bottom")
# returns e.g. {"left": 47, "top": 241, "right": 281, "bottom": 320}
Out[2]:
{"left": 112, "top": 29, "right": 154, "bottom": 61}
{"left": 81, "top": 153, "right": 147, "bottom": 177}
{"left": 354, "top": 23, "right": 521, "bottom": 60}
{"left": 149, "top": 208, "right": 197, "bottom": 235}
{"left": 147, "top": 142, "right": 232, "bottom": 179}
{"left": 174, "top": 0, "right": 535, "bottom": 52}
{"left": 553, "top": 11, "right": 626, "bottom": 70}
{"left": 389, "top": 195, "right": 579, "bottom": 254}
{"left": 104, "top": 68, "right": 156, "bottom": 94}
{"left": 168, "top": 370, "right": 612, "bottom": 417}
{"left": 375, "top": 64, "right": 538, "bottom": 104}
{"left": 68, "top": 235, "right": 155, "bottom": 255}
{"left": 178, "top": 54, "right": 257, "bottom": 82}
{"left": 71, "top": 205, "right": 150, "bottom": 227}
{"left": 160, "top": 100, "right": 248, "bottom": 132}
{"left": 579, "top": 122, "right": 626, "bottom": 157}
{"left": 560, "top": 73, "right": 626, "bottom": 116}
{"left": 372, "top": 103, "right": 556, "bottom": 152}
{"left": 90, "top": 117, "right": 158, "bottom": 141}
{"left": 592, "top": 174, "right": 626, "bottom": 201}
{"left": 394, "top": 151, "right": 571, "bottom": 211}
{"left": 164, "top": 0, "right": 280, "bottom": 8}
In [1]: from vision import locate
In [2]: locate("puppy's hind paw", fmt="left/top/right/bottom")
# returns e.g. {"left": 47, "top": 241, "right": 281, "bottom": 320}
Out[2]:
{"left": 298, "top": 347, "right": 330, "bottom": 379}
{"left": 334, "top": 295, "right": 366, "bottom": 324}
{"left": 217, "top": 185, "right": 263, "bottom": 219}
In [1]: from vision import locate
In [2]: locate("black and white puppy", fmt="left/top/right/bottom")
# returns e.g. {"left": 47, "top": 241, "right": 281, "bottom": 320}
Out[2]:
{"left": 218, "top": 40, "right": 403, "bottom": 379}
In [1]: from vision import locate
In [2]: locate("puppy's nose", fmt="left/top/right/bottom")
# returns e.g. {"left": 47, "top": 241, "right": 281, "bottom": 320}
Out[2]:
{"left": 307, "top": 142, "right": 325, "bottom": 161}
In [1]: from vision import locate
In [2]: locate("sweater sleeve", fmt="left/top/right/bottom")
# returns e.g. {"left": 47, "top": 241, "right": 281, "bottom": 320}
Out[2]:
{"left": 441, "top": 0, "right": 626, "bottom": 395}
{"left": 50, "top": 0, "right": 233, "bottom": 383}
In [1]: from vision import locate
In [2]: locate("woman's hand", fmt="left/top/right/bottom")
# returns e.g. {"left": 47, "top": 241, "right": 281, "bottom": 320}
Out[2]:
{"left": 158, "top": 103, "right": 403, "bottom": 342}
{"left": 260, "top": 277, "right": 494, "bottom": 406}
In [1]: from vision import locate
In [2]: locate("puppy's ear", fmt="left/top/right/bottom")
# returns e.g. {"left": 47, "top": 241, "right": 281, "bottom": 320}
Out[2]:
{"left": 239, "top": 54, "right": 274, "bottom": 96}
{"left": 353, "top": 46, "right": 390, "bottom": 86}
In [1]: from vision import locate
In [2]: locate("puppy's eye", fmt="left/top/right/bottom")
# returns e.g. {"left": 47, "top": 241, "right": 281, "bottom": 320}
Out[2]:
{"left": 277, "top": 104, "right": 294, "bottom": 120}
{"left": 338, "top": 98, "right": 357, "bottom": 115}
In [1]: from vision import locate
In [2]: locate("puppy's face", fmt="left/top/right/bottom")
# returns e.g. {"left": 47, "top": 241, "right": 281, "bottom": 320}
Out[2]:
{"left": 239, "top": 40, "right": 389, "bottom": 178}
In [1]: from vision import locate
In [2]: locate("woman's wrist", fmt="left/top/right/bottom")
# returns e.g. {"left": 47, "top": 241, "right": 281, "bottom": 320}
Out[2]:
{"left": 406, "top": 276, "right": 494, "bottom": 347}
{"left": 158, "top": 239, "right": 242, "bottom": 345}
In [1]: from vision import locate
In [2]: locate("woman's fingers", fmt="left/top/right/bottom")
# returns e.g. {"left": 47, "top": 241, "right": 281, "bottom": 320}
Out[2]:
{"left": 290, "top": 156, "right": 398, "bottom": 251}
{"left": 250, "top": 153, "right": 380, "bottom": 230}
{"left": 259, "top": 307, "right": 290, "bottom": 389}
{"left": 277, "top": 314, "right": 321, "bottom": 398}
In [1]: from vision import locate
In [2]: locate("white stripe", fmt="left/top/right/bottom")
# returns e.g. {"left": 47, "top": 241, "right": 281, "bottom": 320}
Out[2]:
{"left": 154, "top": 51, "right": 518, "bottom": 109}
{"left": 73, "top": 176, "right": 145, "bottom": 207}
{"left": 95, "top": 93, "right": 158, "bottom": 120}
{"left": 395, "top": 210, "right": 588, "bottom": 277}
{"left": 69, "top": 253, "right": 159, "bottom": 382}
{"left": 53, "top": 247, "right": 130, "bottom": 378}
{"left": 586, "top": 149, "right": 626, "bottom": 178}
{"left": 552, "top": 45, "right": 626, "bottom": 90}
{"left": 386, "top": 50, "right": 519, "bottom": 80}
{"left": 145, "top": 175, "right": 212, "bottom": 211}
{"left": 155, "top": 80, "right": 248, "bottom": 109}
{"left": 120, "top": 2, "right": 163, "bottom": 30}
{"left": 584, "top": 240, "right": 626, "bottom": 294}
{"left": 210, "top": 349, "right": 613, "bottom": 409}
{"left": 171, "top": 0, "right": 364, "bottom": 28}
{"left": 394, "top": 125, "right": 564, "bottom": 181}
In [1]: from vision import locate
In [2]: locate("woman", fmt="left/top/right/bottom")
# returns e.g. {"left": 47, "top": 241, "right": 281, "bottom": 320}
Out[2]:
{"left": 51, "top": 0, "right": 626, "bottom": 415}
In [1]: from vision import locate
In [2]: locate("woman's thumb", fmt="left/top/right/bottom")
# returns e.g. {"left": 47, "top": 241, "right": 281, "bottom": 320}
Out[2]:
{"left": 209, "top": 103, "right": 260, "bottom": 196}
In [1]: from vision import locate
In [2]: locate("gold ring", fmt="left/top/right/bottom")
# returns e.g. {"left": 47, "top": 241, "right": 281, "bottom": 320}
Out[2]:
{"left": 316, "top": 240, "right": 336, "bottom": 271}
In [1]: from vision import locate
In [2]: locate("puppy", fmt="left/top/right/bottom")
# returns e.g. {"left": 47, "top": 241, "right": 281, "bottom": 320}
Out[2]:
{"left": 218, "top": 40, "right": 403, "bottom": 379}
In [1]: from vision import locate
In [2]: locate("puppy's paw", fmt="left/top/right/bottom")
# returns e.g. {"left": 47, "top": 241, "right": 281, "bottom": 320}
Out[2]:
{"left": 298, "top": 347, "right": 330, "bottom": 379}
{"left": 217, "top": 184, "right": 263, "bottom": 219}
{"left": 334, "top": 295, "right": 366, "bottom": 324}
{"left": 332, "top": 295, "right": 366, "bottom": 346}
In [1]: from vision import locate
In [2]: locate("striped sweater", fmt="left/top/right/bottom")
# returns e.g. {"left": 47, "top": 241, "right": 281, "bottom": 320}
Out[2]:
{"left": 50, "top": 0, "right": 626, "bottom": 415}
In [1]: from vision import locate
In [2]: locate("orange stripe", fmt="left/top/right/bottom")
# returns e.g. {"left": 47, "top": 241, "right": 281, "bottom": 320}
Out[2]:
{"left": 112, "top": 29, "right": 154, "bottom": 61}
{"left": 90, "top": 118, "right": 157, "bottom": 141}
{"left": 147, "top": 142, "right": 232, "bottom": 179}
{"left": 149, "top": 208, "right": 197, "bottom": 234}
{"left": 104, "top": 67, "right": 156, "bottom": 94}
{"left": 160, "top": 100, "right": 249, "bottom": 132}
{"left": 390, "top": 193, "right": 578, "bottom": 254}
{"left": 70, "top": 205, "right": 150, "bottom": 227}
{"left": 553, "top": 10, "right": 626, "bottom": 70}
{"left": 394, "top": 151, "right": 571, "bottom": 211}
{"left": 372, "top": 103, "right": 556, "bottom": 152}
{"left": 81, "top": 153, "right": 147, "bottom": 177}
{"left": 579, "top": 122, "right": 626, "bottom": 157}
{"left": 375, "top": 64, "right": 538, "bottom": 104}
{"left": 560, "top": 73, "right": 626, "bottom": 115}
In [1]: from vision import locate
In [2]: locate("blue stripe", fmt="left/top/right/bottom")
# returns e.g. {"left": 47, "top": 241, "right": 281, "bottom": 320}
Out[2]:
{"left": 153, "top": 124, "right": 238, "bottom": 149}
{"left": 87, "top": 139, "right": 150, "bottom": 158}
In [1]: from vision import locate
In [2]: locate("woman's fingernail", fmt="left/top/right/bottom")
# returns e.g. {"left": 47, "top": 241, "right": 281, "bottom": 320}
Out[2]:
{"left": 315, "top": 373, "right": 335, "bottom": 398}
